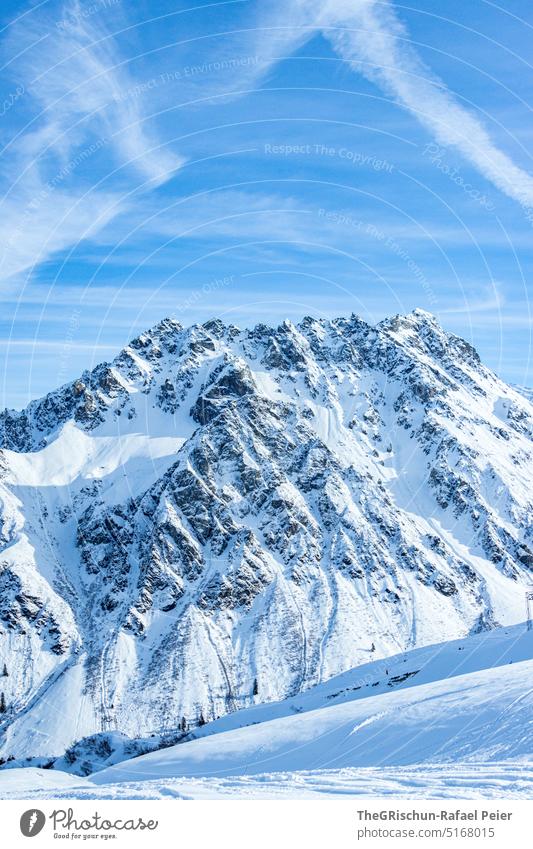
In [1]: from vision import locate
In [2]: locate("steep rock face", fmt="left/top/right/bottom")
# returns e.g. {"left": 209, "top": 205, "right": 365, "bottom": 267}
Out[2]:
{"left": 1, "top": 310, "right": 532, "bottom": 758}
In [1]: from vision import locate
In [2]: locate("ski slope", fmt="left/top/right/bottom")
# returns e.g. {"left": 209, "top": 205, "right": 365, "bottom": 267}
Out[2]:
{"left": 2, "top": 625, "right": 532, "bottom": 799}
{"left": 93, "top": 656, "right": 533, "bottom": 784}
{"left": 167, "top": 622, "right": 533, "bottom": 744}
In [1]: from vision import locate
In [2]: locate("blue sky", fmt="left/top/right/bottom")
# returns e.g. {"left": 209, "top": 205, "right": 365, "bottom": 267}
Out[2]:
{"left": 1, "top": 0, "right": 533, "bottom": 408}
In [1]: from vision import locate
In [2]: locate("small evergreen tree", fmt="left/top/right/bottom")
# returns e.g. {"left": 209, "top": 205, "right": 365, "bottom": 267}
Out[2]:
{"left": 180, "top": 716, "right": 187, "bottom": 733}
{"left": 252, "top": 677, "right": 259, "bottom": 697}
{"left": 1, "top": 664, "right": 7, "bottom": 677}
{"left": 0, "top": 692, "right": 6, "bottom": 713}
{"left": 198, "top": 712, "right": 206, "bottom": 727}
{"left": 370, "top": 642, "right": 376, "bottom": 653}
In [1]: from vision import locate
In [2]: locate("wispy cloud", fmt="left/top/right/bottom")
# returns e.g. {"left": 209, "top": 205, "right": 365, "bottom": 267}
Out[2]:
{"left": 0, "top": 0, "right": 183, "bottom": 285}
{"left": 438, "top": 281, "right": 505, "bottom": 315}
{"left": 254, "top": 0, "right": 533, "bottom": 210}
{"left": 119, "top": 189, "right": 324, "bottom": 244}
{"left": 20, "top": 2, "right": 182, "bottom": 183}
{"left": 319, "top": 0, "right": 533, "bottom": 207}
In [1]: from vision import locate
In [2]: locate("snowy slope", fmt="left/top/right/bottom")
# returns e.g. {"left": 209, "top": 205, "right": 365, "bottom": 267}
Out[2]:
{"left": 1, "top": 310, "right": 533, "bottom": 761}
{"left": 3, "top": 761, "right": 532, "bottom": 800}
{"left": 157, "top": 621, "right": 533, "bottom": 744}
{"left": 90, "top": 657, "right": 533, "bottom": 781}
{"left": 7, "top": 622, "right": 528, "bottom": 778}
{"left": 90, "top": 624, "right": 533, "bottom": 782}
{"left": 2, "top": 624, "right": 532, "bottom": 799}
{"left": 515, "top": 385, "right": 533, "bottom": 404}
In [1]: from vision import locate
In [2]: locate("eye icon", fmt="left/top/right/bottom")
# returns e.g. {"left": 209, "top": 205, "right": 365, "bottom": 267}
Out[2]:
{"left": 20, "top": 810, "right": 46, "bottom": 837}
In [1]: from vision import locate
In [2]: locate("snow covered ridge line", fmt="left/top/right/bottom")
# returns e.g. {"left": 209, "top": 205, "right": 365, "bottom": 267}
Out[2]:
{"left": 0, "top": 309, "right": 533, "bottom": 764}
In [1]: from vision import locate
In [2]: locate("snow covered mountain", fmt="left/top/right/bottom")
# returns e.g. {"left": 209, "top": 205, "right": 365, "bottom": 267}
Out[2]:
{"left": 1, "top": 309, "right": 533, "bottom": 761}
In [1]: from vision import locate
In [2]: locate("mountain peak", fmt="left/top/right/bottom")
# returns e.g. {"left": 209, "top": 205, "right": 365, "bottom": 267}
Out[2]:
{"left": 377, "top": 308, "right": 439, "bottom": 333}
{"left": 411, "top": 307, "right": 438, "bottom": 321}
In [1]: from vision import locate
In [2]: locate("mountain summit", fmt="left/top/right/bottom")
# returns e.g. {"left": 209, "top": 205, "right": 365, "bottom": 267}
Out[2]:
{"left": 1, "top": 311, "right": 532, "bottom": 760}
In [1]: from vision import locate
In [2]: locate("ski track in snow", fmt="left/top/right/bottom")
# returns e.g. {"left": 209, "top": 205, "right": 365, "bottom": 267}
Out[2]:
{"left": 2, "top": 763, "right": 532, "bottom": 800}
